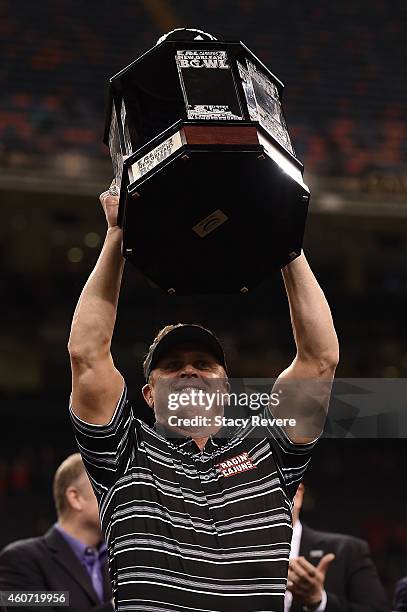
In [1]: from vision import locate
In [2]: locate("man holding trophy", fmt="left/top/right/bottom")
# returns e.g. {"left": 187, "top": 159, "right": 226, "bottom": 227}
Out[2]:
{"left": 68, "top": 29, "right": 339, "bottom": 612}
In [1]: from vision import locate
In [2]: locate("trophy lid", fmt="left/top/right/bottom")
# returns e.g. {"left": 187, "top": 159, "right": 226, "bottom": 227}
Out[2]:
{"left": 156, "top": 28, "right": 218, "bottom": 45}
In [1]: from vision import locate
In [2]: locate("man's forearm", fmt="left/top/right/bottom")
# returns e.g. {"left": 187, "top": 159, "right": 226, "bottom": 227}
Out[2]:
{"left": 282, "top": 252, "right": 339, "bottom": 368}
{"left": 68, "top": 226, "right": 125, "bottom": 359}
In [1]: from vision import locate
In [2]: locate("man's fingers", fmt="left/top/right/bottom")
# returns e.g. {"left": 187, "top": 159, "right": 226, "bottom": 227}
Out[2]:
{"left": 99, "top": 184, "right": 120, "bottom": 228}
{"left": 317, "top": 553, "right": 335, "bottom": 576}
{"left": 296, "top": 556, "right": 319, "bottom": 577}
{"left": 287, "top": 572, "right": 311, "bottom": 596}
{"left": 99, "top": 190, "right": 119, "bottom": 206}
{"left": 100, "top": 180, "right": 120, "bottom": 201}
{"left": 99, "top": 189, "right": 110, "bottom": 203}
{"left": 286, "top": 575, "right": 294, "bottom": 591}
{"left": 108, "top": 178, "right": 120, "bottom": 196}
{"left": 288, "top": 568, "right": 309, "bottom": 586}
{"left": 289, "top": 558, "right": 313, "bottom": 582}
{"left": 295, "top": 554, "right": 335, "bottom": 578}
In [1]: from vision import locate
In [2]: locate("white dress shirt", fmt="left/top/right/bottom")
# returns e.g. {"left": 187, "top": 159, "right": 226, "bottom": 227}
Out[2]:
{"left": 284, "top": 521, "right": 327, "bottom": 612}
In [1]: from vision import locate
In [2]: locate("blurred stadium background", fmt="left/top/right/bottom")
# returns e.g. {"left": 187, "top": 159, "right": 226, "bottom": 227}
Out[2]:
{"left": 1, "top": 0, "right": 407, "bottom": 600}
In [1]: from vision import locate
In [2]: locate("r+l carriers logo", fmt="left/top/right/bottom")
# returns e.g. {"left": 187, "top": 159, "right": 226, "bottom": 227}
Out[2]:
{"left": 177, "top": 50, "right": 229, "bottom": 69}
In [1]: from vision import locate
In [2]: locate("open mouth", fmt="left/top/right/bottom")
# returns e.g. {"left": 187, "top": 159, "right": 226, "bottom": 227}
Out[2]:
{"left": 174, "top": 385, "right": 206, "bottom": 394}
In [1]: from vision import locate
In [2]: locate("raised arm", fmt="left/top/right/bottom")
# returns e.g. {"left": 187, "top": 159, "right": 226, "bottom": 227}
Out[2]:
{"left": 272, "top": 252, "right": 339, "bottom": 443}
{"left": 68, "top": 183, "right": 125, "bottom": 425}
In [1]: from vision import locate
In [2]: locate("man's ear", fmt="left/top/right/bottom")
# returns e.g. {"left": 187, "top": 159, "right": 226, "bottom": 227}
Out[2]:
{"left": 142, "top": 383, "right": 154, "bottom": 409}
{"left": 65, "top": 486, "right": 82, "bottom": 512}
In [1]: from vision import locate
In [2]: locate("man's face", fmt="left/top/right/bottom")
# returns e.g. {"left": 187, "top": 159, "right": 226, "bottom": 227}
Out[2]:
{"left": 75, "top": 474, "right": 102, "bottom": 536}
{"left": 142, "top": 343, "right": 229, "bottom": 437}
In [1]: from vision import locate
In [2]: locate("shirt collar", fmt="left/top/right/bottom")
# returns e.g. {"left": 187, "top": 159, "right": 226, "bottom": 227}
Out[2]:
{"left": 55, "top": 523, "right": 106, "bottom": 560}
{"left": 153, "top": 422, "right": 232, "bottom": 452}
{"left": 290, "top": 520, "right": 303, "bottom": 559}
{"left": 152, "top": 423, "right": 196, "bottom": 451}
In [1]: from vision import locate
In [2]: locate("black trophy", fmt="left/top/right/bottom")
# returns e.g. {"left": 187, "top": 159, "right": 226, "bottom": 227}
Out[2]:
{"left": 104, "top": 28, "right": 310, "bottom": 294}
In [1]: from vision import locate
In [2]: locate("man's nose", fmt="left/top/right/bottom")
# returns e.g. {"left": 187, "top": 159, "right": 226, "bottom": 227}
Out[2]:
{"left": 179, "top": 363, "right": 199, "bottom": 377}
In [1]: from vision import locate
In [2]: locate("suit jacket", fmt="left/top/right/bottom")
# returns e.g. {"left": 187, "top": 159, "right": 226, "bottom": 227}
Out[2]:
{"left": 394, "top": 576, "right": 407, "bottom": 611}
{"left": 290, "top": 524, "right": 389, "bottom": 612}
{"left": 0, "top": 526, "right": 113, "bottom": 612}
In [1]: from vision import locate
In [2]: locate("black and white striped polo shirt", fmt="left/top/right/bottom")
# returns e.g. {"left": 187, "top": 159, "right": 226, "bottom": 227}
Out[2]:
{"left": 70, "top": 384, "right": 317, "bottom": 612}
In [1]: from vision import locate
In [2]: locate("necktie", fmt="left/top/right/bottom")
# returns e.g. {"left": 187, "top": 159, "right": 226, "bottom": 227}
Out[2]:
{"left": 83, "top": 547, "right": 104, "bottom": 602}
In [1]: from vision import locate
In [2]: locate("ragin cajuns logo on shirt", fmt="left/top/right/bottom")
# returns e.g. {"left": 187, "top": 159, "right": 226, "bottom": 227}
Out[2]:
{"left": 215, "top": 452, "right": 256, "bottom": 478}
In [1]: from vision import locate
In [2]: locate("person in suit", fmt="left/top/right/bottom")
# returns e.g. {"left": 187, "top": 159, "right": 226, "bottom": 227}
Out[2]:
{"left": 394, "top": 576, "right": 407, "bottom": 610}
{"left": 285, "top": 483, "right": 389, "bottom": 612}
{"left": 0, "top": 453, "right": 114, "bottom": 612}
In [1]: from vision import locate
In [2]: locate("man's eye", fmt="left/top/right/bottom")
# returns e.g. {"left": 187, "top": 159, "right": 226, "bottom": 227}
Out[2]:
{"left": 164, "top": 361, "right": 181, "bottom": 370}
{"left": 197, "top": 360, "right": 211, "bottom": 369}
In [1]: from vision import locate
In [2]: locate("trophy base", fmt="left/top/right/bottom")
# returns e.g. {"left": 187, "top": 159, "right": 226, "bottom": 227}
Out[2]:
{"left": 121, "top": 135, "right": 309, "bottom": 294}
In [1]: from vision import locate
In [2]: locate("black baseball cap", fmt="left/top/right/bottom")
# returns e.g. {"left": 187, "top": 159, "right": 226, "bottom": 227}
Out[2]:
{"left": 143, "top": 323, "right": 227, "bottom": 381}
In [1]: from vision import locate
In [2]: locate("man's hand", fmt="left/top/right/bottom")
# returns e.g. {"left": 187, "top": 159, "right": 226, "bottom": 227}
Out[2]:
{"left": 99, "top": 180, "right": 120, "bottom": 228}
{"left": 287, "top": 553, "right": 335, "bottom": 607}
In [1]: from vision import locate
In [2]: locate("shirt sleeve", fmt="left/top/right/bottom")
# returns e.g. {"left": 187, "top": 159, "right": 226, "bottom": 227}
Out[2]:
{"left": 234, "top": 402, "right": 319, "bottom": 502}
{"left": 69, "top": 383, "right": 136, "bottom": 500}
{"left": 266, "top": 416, "right": 319, "bottom": 501}
{"left": 316, "top": 590, "right": 327, "bottom": 611}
